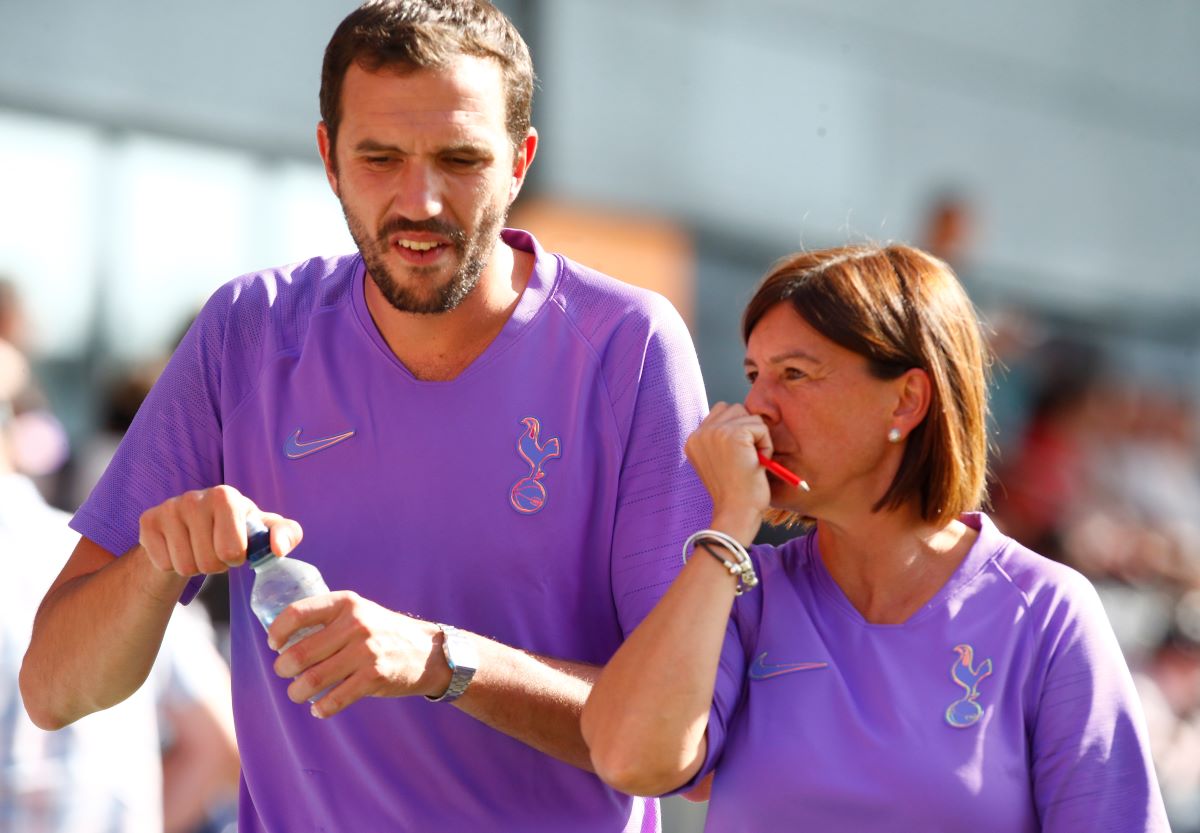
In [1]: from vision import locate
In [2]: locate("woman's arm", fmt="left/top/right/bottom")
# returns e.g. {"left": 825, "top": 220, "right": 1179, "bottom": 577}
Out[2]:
{"left": 582, "top": 402, "right": 770, "bottom": 795}
{"left": 582, "top": 541, "right": 740, "bottom": 795}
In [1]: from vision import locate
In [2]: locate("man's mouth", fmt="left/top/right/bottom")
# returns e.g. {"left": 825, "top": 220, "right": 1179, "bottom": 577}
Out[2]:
{"left": 390, "top": 236, "right": 451, "bottom": 263}
{"left": 396, "top": 239, "right": 441, "bottom": 252}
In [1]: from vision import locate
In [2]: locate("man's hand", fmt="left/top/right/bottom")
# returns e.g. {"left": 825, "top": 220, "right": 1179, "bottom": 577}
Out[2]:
{"left": 268, "top": 592, "right": 452, "bottom": 718}
{"left": 138, "top": 485, "right": 303, "bottom": 576}
{"left": 267, "top": 591, "right": 599, "bottom": 768}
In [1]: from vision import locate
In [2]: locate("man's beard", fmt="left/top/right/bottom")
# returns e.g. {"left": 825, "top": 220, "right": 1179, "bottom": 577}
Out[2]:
{"left": 343, "top": 201, "right": 506, "bottom": 315}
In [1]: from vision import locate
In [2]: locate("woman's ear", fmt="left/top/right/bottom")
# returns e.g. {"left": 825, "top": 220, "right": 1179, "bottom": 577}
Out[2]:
{"left": 892, "top": 367, "right": 932, "bottom": 433}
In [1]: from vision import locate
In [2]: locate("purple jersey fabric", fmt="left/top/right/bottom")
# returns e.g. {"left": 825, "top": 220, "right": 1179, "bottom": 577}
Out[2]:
{"left": 687, "top": 513, "right": 1168, "bottom": 832}
{"left": 71, "top": 229, "right": 712, "bottom": 832}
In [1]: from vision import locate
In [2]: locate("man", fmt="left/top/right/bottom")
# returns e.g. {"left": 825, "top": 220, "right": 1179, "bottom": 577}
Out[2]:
{"left": 21, "top": 2, "right": 710, "bottom": 831}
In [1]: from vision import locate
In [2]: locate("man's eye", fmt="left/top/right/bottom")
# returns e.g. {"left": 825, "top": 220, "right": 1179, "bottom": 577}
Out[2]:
{"left": 745, "top": 371, "right": 758, "bottom": 384}
{"left": 783, "top": 368, "right": 807, "bottom": 381}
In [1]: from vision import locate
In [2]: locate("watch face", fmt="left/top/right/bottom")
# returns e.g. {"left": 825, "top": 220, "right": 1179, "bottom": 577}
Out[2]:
{"left": 432, "top": 624, "right": 477, "bottom": 703}
{"left": 446, "top": 629, "right": 479, "bottom": 674}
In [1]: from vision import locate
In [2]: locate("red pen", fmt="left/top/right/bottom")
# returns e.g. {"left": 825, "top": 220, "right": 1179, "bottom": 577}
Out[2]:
{"left": 757, "top": 451, "right": 811, "bottom": 492}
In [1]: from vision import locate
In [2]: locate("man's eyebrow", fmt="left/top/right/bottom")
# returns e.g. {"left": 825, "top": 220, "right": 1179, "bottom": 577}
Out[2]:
{"left": 440, "top": 142, "right": 493, "bottom": 157}
{"left": 350, "top": 139, "right": 493, "bottom": 157}
{"left": 353, "top": 139, "right": 404, "bottom": 153}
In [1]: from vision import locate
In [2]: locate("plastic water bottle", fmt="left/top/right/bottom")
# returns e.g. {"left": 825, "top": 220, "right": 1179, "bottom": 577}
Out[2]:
{"left": 246, "top": 517, "right": 329, "bottom": 652}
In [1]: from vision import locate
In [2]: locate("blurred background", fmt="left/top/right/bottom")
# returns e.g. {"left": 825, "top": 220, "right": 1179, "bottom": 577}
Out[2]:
{"left": 2, "top": 1, "right": 1199, "bottom": 830}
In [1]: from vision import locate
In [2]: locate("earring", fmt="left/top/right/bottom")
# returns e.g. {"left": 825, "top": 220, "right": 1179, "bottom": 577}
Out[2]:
{"left": 887, "top": 428, "right": 902, "bottom": 444}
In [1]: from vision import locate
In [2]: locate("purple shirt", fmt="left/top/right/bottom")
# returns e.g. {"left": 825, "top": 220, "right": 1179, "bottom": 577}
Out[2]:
{"left": 72, "top": 230, "right": 712, "bottom": 832}
{"left": 688, "top": 513, "right": 1168, "bottom": 832}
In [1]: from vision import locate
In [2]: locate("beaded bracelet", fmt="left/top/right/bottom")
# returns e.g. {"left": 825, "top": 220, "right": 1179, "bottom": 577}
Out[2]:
{"left": 682, "top": 529, "right": 759, "bottom": 595}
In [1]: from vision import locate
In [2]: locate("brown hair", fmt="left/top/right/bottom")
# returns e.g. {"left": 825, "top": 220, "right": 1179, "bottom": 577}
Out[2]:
{"left": 320, "top": 0, "right": 535, "bottom": 159}
{"left": 743, "top": 244, "right": 990, "bottom": 525}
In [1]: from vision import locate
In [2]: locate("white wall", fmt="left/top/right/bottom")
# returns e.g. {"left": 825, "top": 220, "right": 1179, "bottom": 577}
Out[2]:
{"left": 536, "top": 0, "right": 1200, "bottom": 307}
{"left": 1, "top": 0, "right": 1197, "bottom": 340}
{"left": 0, "top": 0, "right": 352, "bottom": 158}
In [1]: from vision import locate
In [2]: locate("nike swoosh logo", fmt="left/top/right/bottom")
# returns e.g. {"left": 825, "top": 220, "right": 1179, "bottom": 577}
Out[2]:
{"left": 283, "top": 428, "right": 356, "bottom": 460}
{"left": 747, "top": 651, "right": 829, "bottom": 680}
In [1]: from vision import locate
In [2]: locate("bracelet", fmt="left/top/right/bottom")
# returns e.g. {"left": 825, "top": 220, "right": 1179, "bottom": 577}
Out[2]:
{"left": 682, "top": 529, "right": 759, "bottom": 595}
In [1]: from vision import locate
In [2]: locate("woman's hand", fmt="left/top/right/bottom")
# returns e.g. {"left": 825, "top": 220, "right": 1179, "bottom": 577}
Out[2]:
{"left": 684, "top": 402, "right": 771, "bottom": 542}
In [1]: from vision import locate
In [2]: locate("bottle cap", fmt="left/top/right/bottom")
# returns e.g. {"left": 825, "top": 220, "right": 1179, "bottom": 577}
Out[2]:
{"left": 245, "top": 517, "right": 274, "bottom": 567}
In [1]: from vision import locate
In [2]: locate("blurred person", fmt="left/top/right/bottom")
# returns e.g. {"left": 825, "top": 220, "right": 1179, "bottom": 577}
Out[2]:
{"left": 1, "top": 338, "right": 240, "bottom": 833}
{"left": 1101, "top": 388, "right": 1200, "bottom": 571}
{"left": 1134, "top": 597, "right": 1200, "bottom": 832}
{"left": 21, "top": 3, "right": 710, "bottom": 833}
{"left": 68, "top": 306, "right": 193, "bottom": 512}
{"left": 919, "top": 189, "right": 975, "bottom": 273}
{"left": 0, "top": 279, "right": 29, "bottom": 352}
{"left": 988, "top": 337, "right": 1107, "bottom": 561}
{"left": 981, "top": 304, "right": 1045, "bottom": 461}
{"left": 0, "top": 278, "right": 70, "bottom": 496}
{"left": 582, "top": 244, "right": 1167, "bottom": 831}
{"left": 68, "top": 362, "right": 162, "bottom": 511}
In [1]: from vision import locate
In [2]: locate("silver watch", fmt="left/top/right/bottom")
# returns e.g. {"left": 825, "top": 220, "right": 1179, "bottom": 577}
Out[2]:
{"left": 425, "top": 624, "right": 478, "bottom": 703}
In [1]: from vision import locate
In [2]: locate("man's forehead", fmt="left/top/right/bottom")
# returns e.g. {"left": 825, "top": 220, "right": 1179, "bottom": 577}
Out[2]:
{"left": 340, "top": 58, "right": 506, "bottom": 130}
{"left": 344, "top": 56, "right": 504, "bottom": 102}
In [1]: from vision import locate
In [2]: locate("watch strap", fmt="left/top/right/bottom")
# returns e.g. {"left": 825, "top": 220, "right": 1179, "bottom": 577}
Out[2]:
{"left": 425, "top": 623, "right": 477, "bottom": 704}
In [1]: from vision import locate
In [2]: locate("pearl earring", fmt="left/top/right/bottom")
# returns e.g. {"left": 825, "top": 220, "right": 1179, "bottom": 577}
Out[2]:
{"left": 887, "top": 428, "right": 902, "bottom": 443}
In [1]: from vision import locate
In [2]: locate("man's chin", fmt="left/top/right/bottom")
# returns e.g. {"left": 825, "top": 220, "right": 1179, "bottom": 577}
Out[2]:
{"left": 370, "top": 271, "right": 478, "bottom": 315}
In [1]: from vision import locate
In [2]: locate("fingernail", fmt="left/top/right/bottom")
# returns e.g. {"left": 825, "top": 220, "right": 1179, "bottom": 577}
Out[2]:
{"left": 310, "top": 704, "right": 323, "bottom": 719}
{"left": 278, "top": 530, "right": 294, "bottom": 553}
{"left": 267, "top": 638, "right": 278, "bottom": 652}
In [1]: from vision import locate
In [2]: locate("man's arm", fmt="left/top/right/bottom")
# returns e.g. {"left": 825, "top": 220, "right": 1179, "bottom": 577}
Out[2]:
{"left": 21, "top": 485, "right": 301, "bottom": 731}
{"left": 267, "top": 595, "right": 600, "bottom": 771}
{"left": 445, "top": 640, "right": 599, "bottom": 771}
{"left": 19, "top": 536, "right": 186, "bottom": 729}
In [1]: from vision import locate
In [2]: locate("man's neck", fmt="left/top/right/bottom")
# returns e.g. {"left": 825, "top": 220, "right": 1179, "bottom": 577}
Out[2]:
{"left": 364, "top": 241, "right": 534, "bottom": 382}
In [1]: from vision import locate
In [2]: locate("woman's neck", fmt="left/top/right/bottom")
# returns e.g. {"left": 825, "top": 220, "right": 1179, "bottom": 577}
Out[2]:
{"left": 814, "top": 510, "right": 976, "bottom": 625}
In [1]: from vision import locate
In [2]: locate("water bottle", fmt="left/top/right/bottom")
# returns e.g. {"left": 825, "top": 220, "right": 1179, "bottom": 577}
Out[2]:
{"left": 246, "top": 518, "right": 329, "bottom": 652}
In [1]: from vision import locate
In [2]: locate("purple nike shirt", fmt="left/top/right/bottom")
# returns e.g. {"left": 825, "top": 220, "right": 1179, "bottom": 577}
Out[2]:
{"left": 684, "top": 513, "right": 1168, "bottom": 832}
{"left": 72, "top": 230, "right": 712, "bottom": 832}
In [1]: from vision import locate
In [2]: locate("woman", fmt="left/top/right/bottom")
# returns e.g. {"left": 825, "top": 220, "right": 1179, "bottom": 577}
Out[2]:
{"left": 581, "top": 244, "right": 1167, "bottom": 831}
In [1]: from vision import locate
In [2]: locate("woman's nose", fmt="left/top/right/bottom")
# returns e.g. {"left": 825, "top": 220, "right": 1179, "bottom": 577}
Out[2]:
{"left": 744, "top": 379, "right": 779, "bottom": 424}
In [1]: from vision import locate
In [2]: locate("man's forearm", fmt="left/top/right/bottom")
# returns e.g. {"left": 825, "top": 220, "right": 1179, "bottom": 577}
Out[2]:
{"left": 20, "top": 540, "right": 186, "bottom": 729}
{"left": 453, "top": 638, "right": 599, "bottom": 771}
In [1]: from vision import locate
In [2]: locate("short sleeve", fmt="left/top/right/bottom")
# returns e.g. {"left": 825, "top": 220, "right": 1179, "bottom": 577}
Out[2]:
{"left": 606, "top": 295, "right": 712, "bottom": 634}
{"left": 69, "top": 285, "right": 234, "bottom": 604}
{"left": 1030, "top": 574, "right": 1170, "bottom": 831}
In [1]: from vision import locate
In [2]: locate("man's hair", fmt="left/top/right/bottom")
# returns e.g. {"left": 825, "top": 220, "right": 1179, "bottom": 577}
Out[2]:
{"left": 742, "top": 244, "right": 991, "bottom": 526}
{"left": 320, "top": 0, "right": 535, "bottom": 158}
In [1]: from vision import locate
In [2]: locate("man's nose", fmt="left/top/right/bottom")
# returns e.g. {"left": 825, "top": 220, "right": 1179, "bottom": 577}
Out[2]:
{"left": 391, "top": 163, "right": 443, "bottom": 221}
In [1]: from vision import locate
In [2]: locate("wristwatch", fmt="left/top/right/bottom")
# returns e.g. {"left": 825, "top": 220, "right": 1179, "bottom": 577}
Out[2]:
{"left": 425, "top": 623, "right": 478, "bottom": 704}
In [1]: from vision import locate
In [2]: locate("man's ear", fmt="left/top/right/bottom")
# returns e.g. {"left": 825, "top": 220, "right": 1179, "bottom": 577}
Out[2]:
{"left": 508, "top": 128, "right": 538, "bottom": 205}
{"left": 316, "top": 122, "right": 340, "bottom": 197}
{"left": 892, "top": 367, "right": 932, "bottom": 433}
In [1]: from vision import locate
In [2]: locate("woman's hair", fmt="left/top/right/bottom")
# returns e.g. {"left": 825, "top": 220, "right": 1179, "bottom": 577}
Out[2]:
{"left": 743, "top": 244, "right": 990, "bottom": 526}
